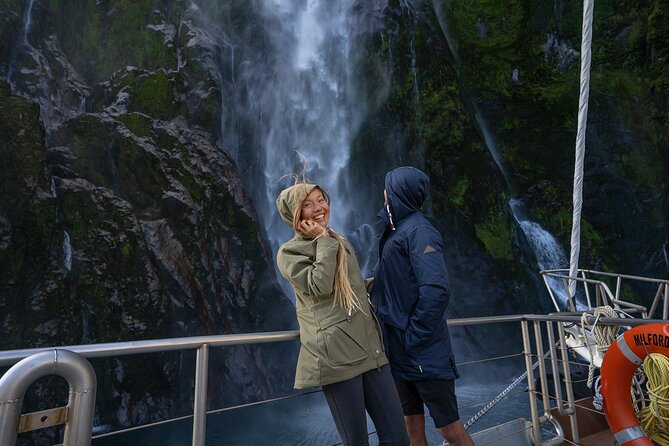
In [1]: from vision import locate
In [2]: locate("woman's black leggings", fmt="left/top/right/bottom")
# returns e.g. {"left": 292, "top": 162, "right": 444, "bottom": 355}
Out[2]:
{"left": 322, "top": 365, "right": 409, "bottom": 446}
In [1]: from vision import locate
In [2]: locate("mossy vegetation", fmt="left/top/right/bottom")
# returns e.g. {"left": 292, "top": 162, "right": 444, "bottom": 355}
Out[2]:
{"left": 36, "top": 0, "right": 177, "bottom": 83}
{"left": 128, "top": 70, "right": 181, "bottom": 119}
{"left": 435, "top": 0, "right": 668, "bottom": 282}
{"left": 119, "top": 113, "right": 152, "bottom": 138}
{"left": 475, "top": 206, "right": 515, "bottom": 262}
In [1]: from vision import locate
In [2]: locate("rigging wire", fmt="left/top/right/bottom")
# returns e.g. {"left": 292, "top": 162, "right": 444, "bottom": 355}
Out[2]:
{"left": 567, "top": 0, "right": 595, "bottom": 300}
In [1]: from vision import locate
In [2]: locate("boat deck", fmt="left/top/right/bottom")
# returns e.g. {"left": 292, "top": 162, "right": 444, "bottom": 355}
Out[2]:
{"left": 551, "top": 398, "right": 615, "bottom": 446}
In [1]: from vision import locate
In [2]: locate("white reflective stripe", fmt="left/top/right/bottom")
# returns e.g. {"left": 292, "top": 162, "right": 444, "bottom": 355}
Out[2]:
{"left": 617, "top": 334, "right": 643, "bottom": 365}
{"left": 614, "top": 426, "right": 647, "bottom": 444}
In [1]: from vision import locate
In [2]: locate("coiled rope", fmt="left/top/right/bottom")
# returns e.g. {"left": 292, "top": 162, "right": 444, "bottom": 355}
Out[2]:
{"left": 636, "top": 353, "right": 669, "bottom": 445}
{"left": 580, "top": 305, "right": 619, "bottom": 387}
{"left": 579, "top": 305, "right": 619, "bottom": 410}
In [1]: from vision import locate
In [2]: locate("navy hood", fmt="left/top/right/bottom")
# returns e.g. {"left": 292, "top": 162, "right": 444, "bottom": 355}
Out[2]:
{"left": 384, "top": 166, "right": 429, "bottom": 224}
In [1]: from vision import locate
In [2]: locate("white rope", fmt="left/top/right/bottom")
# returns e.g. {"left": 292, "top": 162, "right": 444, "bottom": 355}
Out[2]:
{"left": 568, "top": 0, "right": 595, "bottom": 300}
{"left": 590, "top": 306, "right": 619, "bottom": 348}
{"left": 592, "top": 375, "right": 603, "bottom": 410}
{"left": 580, "top": 306, "right": 619, "bottom": 389}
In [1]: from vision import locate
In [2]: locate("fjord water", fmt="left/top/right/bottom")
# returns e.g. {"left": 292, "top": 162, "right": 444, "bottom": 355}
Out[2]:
{"left": 91, "top": 360, "right": 530, "bottom": 445}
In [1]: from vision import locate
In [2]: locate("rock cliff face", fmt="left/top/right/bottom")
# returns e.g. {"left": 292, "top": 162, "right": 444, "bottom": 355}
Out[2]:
{"left": 348, "top": 0, "right": 669, "bottom": 315}
{"left": 0, "top": 76, "right": 298, "bottom": 439}
{"left": 0, "top": 0, "right": 298, "bottom": 440}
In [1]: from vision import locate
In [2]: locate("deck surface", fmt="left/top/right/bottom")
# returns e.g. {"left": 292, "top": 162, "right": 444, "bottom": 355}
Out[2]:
{"left": 577, "top": 429, "right": 616, "bottom": 445}
{"left": 551, "top": 397, "right": 615, "bottom": 446}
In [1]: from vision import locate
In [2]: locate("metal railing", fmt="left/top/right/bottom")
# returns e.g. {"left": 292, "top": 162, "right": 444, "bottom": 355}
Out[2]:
{"left": 0, "top": 350, "right": 97, "bottom": 446}
{"left": 0, "top": 331, "right": 299, "bottom": 446}
{"left": 541, "top": 268, "right": 669, "bottom": 317}
{"left": 1, "top": 314, "right": 665, "bottom": 446}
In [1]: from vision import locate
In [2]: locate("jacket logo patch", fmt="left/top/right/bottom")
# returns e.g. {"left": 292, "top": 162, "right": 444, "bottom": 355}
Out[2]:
{"left": 423, "top": 245, "right": 436, "bottom": 254}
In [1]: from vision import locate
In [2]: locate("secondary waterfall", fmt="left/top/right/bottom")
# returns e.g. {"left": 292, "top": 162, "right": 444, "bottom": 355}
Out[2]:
{"left": 509, "top": 200, "right": 571, "bottom": 309}
{"left": 62, "top": 231, "right": 72, "bottom": 271}
{"left": 431, "top": 1, "right": 569, "bottom": 304}
{"left": 21, "top": 0, "right": 35, "bottom": 46}
{"left": 6, "top": 0, "right": 35, "bottom": 83}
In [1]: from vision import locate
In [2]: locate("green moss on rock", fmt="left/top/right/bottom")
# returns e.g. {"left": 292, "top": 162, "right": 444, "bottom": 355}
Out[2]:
{"left": 119, "top": 113, "right": 152, "bottom": 138}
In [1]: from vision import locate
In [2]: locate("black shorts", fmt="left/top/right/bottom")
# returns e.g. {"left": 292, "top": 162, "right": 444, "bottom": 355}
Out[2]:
{"left": 395, "top": 379, "right": 461, "bottom": 428}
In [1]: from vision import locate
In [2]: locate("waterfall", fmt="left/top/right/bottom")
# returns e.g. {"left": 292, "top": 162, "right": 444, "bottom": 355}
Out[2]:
{"left": 21, "top": 0, "right": 36, "bottom": 46}
{"left": 509, "top": 199, "right": 571, "bottom": 309}
{"left": 472, "top": 109, "right": 512, "bottom": 188}
{"left": 253, "top": 0, "right": 365, "bottom": 247}
{"left": 410, "top": 36, "right": 419, "bottom": 103}
{"left": 6, "top": 0, "right": 35, "bottom": 82}
{"left": 194, "top": 0, "right": 373, "bottom": 297}
{"left": 62, "top": 231, "right": 72, "bottom": 271}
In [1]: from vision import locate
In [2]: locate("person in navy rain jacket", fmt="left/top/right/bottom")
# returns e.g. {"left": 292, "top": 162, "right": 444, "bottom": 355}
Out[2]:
{"left": 370, "top": 166, "right": 474, "bottom": 446}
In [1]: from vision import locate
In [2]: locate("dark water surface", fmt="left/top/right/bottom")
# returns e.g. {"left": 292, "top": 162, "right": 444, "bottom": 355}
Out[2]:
{"left": 92, "top": 363, "right": 532, "bottom": 446}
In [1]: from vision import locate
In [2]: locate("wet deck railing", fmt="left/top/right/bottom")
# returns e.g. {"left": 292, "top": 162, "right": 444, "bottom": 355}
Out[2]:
{"left": 1, "top": 314, "right": 665, "bottom": 446}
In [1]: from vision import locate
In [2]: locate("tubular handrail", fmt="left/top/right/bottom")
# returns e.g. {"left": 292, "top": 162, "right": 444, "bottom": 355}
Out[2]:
{"left": 0, "top": 330, "right": 299, "bottom": 446}
{"left": 0, "top": 330, "right": 300, "bottom": 368}
{"left": 0, "top": 350, "right": 96, "bottom": 446}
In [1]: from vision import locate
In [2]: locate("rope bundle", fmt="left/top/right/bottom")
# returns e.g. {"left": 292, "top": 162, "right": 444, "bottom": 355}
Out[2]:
{"left": 589, "top": 305, "right": 620, "bottom": 350}
{"left": 580, "top": 305, "right": 619, "bottom": 389}
{"left": 578, "top": 305, "right": 619, "bottom": 411}
{"left": 637, "top": 353, "right": 669, "bottom": 445}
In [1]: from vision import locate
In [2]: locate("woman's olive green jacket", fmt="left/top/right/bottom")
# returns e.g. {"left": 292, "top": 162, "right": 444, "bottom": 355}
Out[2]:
{"left": 276, "top": 184, "right": 388, "bottom": 389}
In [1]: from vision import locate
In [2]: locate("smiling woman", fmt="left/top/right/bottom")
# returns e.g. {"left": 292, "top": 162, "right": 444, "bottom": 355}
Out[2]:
{"left": 274, "top": 181, "right": 409, "bottom": 446}
{"left": 296, "top": 188, "right": 331, "bottom": 238}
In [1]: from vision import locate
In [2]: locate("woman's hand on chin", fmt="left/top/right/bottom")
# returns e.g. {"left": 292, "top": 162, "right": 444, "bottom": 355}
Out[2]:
{"left": 299, "top": 219, "right": 329, "bottom": 239}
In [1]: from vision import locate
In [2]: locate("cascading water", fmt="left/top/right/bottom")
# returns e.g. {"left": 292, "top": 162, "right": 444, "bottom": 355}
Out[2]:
{"left": 21, "top": 0, "right": 35, "bottom": 47}
{"left": 192, "top": 0, "right": 374, "bottom": 297}
{"left": 509, "top": 199, "right": 573, "bottom": 309}
{"left": 255, "top": 0, "right": 360, "bottom": 237}
{"left": 61, "top": 231, "right": 72, "bottom": 271}
{"left": 6, "top": 0, "right": 35, "bottom": 82}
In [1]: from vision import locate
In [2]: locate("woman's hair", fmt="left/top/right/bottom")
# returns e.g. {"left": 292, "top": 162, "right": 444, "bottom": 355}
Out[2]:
{"left": 292, "top": 186, "right": 363, "bottom": 313}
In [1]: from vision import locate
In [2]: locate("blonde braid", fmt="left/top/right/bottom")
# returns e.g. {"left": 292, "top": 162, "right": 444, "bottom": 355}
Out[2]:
{"left": 327, "top": 230, "right": 364, "bottom": 314}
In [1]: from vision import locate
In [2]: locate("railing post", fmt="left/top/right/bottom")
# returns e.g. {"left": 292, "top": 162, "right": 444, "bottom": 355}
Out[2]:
{"left": 533, "top": 321, "right": 551, "bottom": 419}
{"left": 556, "top": 323, "right": 578, "bottom": 442}
{"left": 0, "top": 349, "right": 96, "bottom": 446}
{"left": 521, "top": 320, "right": 542, "bottom": 444}
{"left": 192, "top": 344, "right": 209, "bottom": 446}
{"left": 581, "top": 270, "right": 592, "bottom": 307}
{"left": 662, "top": 283, "right": 669, "bottom": 320}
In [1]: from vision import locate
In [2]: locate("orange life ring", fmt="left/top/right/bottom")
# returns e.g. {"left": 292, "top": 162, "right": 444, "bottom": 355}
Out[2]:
{"left": 601, "top": 322, "right": 669, "bottom": 446}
